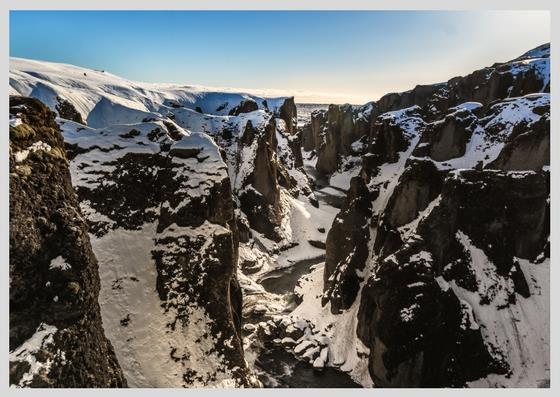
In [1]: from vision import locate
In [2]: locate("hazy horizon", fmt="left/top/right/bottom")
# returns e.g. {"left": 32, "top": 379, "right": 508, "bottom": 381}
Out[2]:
{"left": 10, "top": 10, "right": 550, "bottom": 104}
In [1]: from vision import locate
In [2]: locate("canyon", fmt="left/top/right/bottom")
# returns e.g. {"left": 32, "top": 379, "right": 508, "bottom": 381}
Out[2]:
{"left": 9, "top": 43, "right": 550, "bottom": 388}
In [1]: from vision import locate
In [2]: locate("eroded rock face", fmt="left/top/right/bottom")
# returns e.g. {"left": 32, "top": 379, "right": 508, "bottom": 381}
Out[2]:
{"left": 323, "top": 177, "right": 376, "bottom": 313}
{"left": 276, "top": 96, "right": 298, "bottom": 135}
{"left": 298, "top": 44, "right": 549, "bottom": 180}
{"left": 9, "top": 58, "right": 314, "bottom": 388}
{"left": 300, "top": 122, "right": 314, "bottom": 152}
{"left": 357, "top": 170, "right": 549, "bottom": 387}
{"left": 9, "top": 96, "right": 126, "bottom": 388}
{"left": 321, "top": 105, "right": 425, "bottom": 310}
{"left": 413, "top": 109, "right": 479, "bottom": 162}
{"left": 376, "top": 84, "right": 443, "bottom": 115}
{"left": 55, "top": 97, "right": 85, "bottom": 124}
{"left": 487, "top": 110, "right": 550, "bottom": 172}
{"left": 388, "top": 44, "right": 550, "bottom": 119}
{"left": 373, "top": 159, "right": 445, "bottom": 258}
{"left": 229, "top": 98, "right": 259, "bottom": 116}
{"left": 238, "top": 118, "right": 283, "bottom": 241}
{"left": 367, "top": 107, "right": 413, "bottom": 164}
{"left": 63, "top": 114, "right": 257, "bottom": 387}
{"left": 314, "top": 104, "right": 373, "bottom": 174}
{"left": 488, "top": 119, "right": 549, "bottom": 171}
{"left": 304, "top": 109, "right": 327, "bottom": 152}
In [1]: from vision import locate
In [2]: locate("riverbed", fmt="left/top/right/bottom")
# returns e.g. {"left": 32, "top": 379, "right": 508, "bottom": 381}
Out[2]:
{"left": 243, "top": 152, "right": 360, "bottom": 388}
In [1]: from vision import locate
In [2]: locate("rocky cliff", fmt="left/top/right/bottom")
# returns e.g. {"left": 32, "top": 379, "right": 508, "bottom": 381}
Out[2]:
{"left": 273, "top": 43, "right": 550, "bottom": 388}
{"left": 303, "top": 103, "right": 373, "bottom": 175}
{"left": 9, "top": 96, "right": 127, "bottom": 388}
{"left": 326, "top": 44, "right": 550, "bottom": 387}
{"left": 60, "top": 113, "right": 259, "bottom": 387}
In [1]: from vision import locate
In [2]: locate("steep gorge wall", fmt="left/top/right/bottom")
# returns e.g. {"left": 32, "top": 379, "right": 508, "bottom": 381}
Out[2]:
{"left": 9, "top": 96, "right": 127, "bottom": 388}
{"left": 319, "top": 43, "right": 550, "bottom": 387}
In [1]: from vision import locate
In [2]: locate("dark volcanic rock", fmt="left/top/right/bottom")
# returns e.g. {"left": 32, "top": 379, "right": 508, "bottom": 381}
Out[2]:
{"left": 229, "top": 98, "right": 259, "bottom": 116}
{"left": 55, "top": 97, "right": 85, "bottom": 124}
{"left": 323, "top": 177, "right": 376, "bottom": 313}
{"left": 276, "top": 96, "right": 298, "bottom": 135}
{"left": 319, "top": 44, "right": 550, "bottom": 388}
{"left": 238, "top": 118, "right": 283, "bottom": 241}
{"left": 380, "top": 46, "right": 549, "bottom": 119}
{"left": 315, "top": 103, "right": 372, "bottom": 174}
{"left": 322, "top": 106, "right": 424, "bottom": 313}
{"left": 376, "top": 84, "right": 443, "bottom": 115}
{"left": 356, "top": 244, "right": 497, "bottom": 387}
{"left": 368, "top": 108, "right": 413, "bottom": 163}
{"left": 300, "top": 122, "right": 315, "bottom": 152}
{"left": 357, "top": 170, "right": 549, "bottom": 387}
{"left": 305, "top": 110, "right": 327, "bottom": 153}
{"left": 305, "top": 64, "right": 520, "bottom": 175}
{"left": 487, "top": 116, "right": 550, "bottom": 171}
{"left": 374, "top": 159, "right": 445, "bottom": 258}
{"left": 413, "top": 108, "right": 479, "bottom": 162}
{"left": 65, "top": 113, "right": 257, "bottom": 386}
{"left": 9, "top": 96, "right": 126, "bottom": 388}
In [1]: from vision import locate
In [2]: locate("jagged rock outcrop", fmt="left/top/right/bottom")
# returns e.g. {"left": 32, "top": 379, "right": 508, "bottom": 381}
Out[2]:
{"left": 322, "top": 105, "right": 426, "bottom": 313}
{"left": 9, "top": 42, "right": 551, "bottom": 389}
{"left": 312, "top": 103, "right": 373, "bottom": 174}
{"left": 237, "top": 118, "right": 283, "bottom": 241}
{"left": 8, "top": 56, "right": 313, "bottom": 388}
{"left": 300, "top": 122, "right": 314, "bottom": 152}
{"left": 9, "top": 96, "right": 126, "bottom": 388}
{"left": 379, "top": 43, "right": 550, "bottom": 118}
{"left": 276, "top": 96, "right": 298, "bottom": 135}
{"left": 367, "top": 106, "right": 416, "bottom": 164}
{"left": 302, "top": 109, "right": 326, "bottom": 152}
{"left": 373, "top": 159, "right": 446, "bottom": 258}
{"left": 299, "top": 44, "right": 549, "bottom": 179}
{"left": 487, "top": 116, "right": 549, "bottom": 171}
{"left": 55, "top": 97, "right": 85, "bottom": 124}
{"left": 322, "top": 177, "right": 375, "bottom": 313}
{"left": 412, "top": 106, "right": 481, "bottom": 162}
{"left": 376, "top": 84, "right": 443, "bottom": 115}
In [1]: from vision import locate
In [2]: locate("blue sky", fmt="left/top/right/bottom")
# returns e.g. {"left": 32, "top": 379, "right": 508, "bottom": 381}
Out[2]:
{"left": 10, "top": 11, "right": 550, "bottom": 104}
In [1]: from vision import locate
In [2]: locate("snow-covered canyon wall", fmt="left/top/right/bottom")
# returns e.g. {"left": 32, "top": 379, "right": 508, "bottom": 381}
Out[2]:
{"left": 9, "top": 57, "right": 309, "bottom": 387}
{"left": 279, "top": 43, "right": 550, "bottom": 387}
